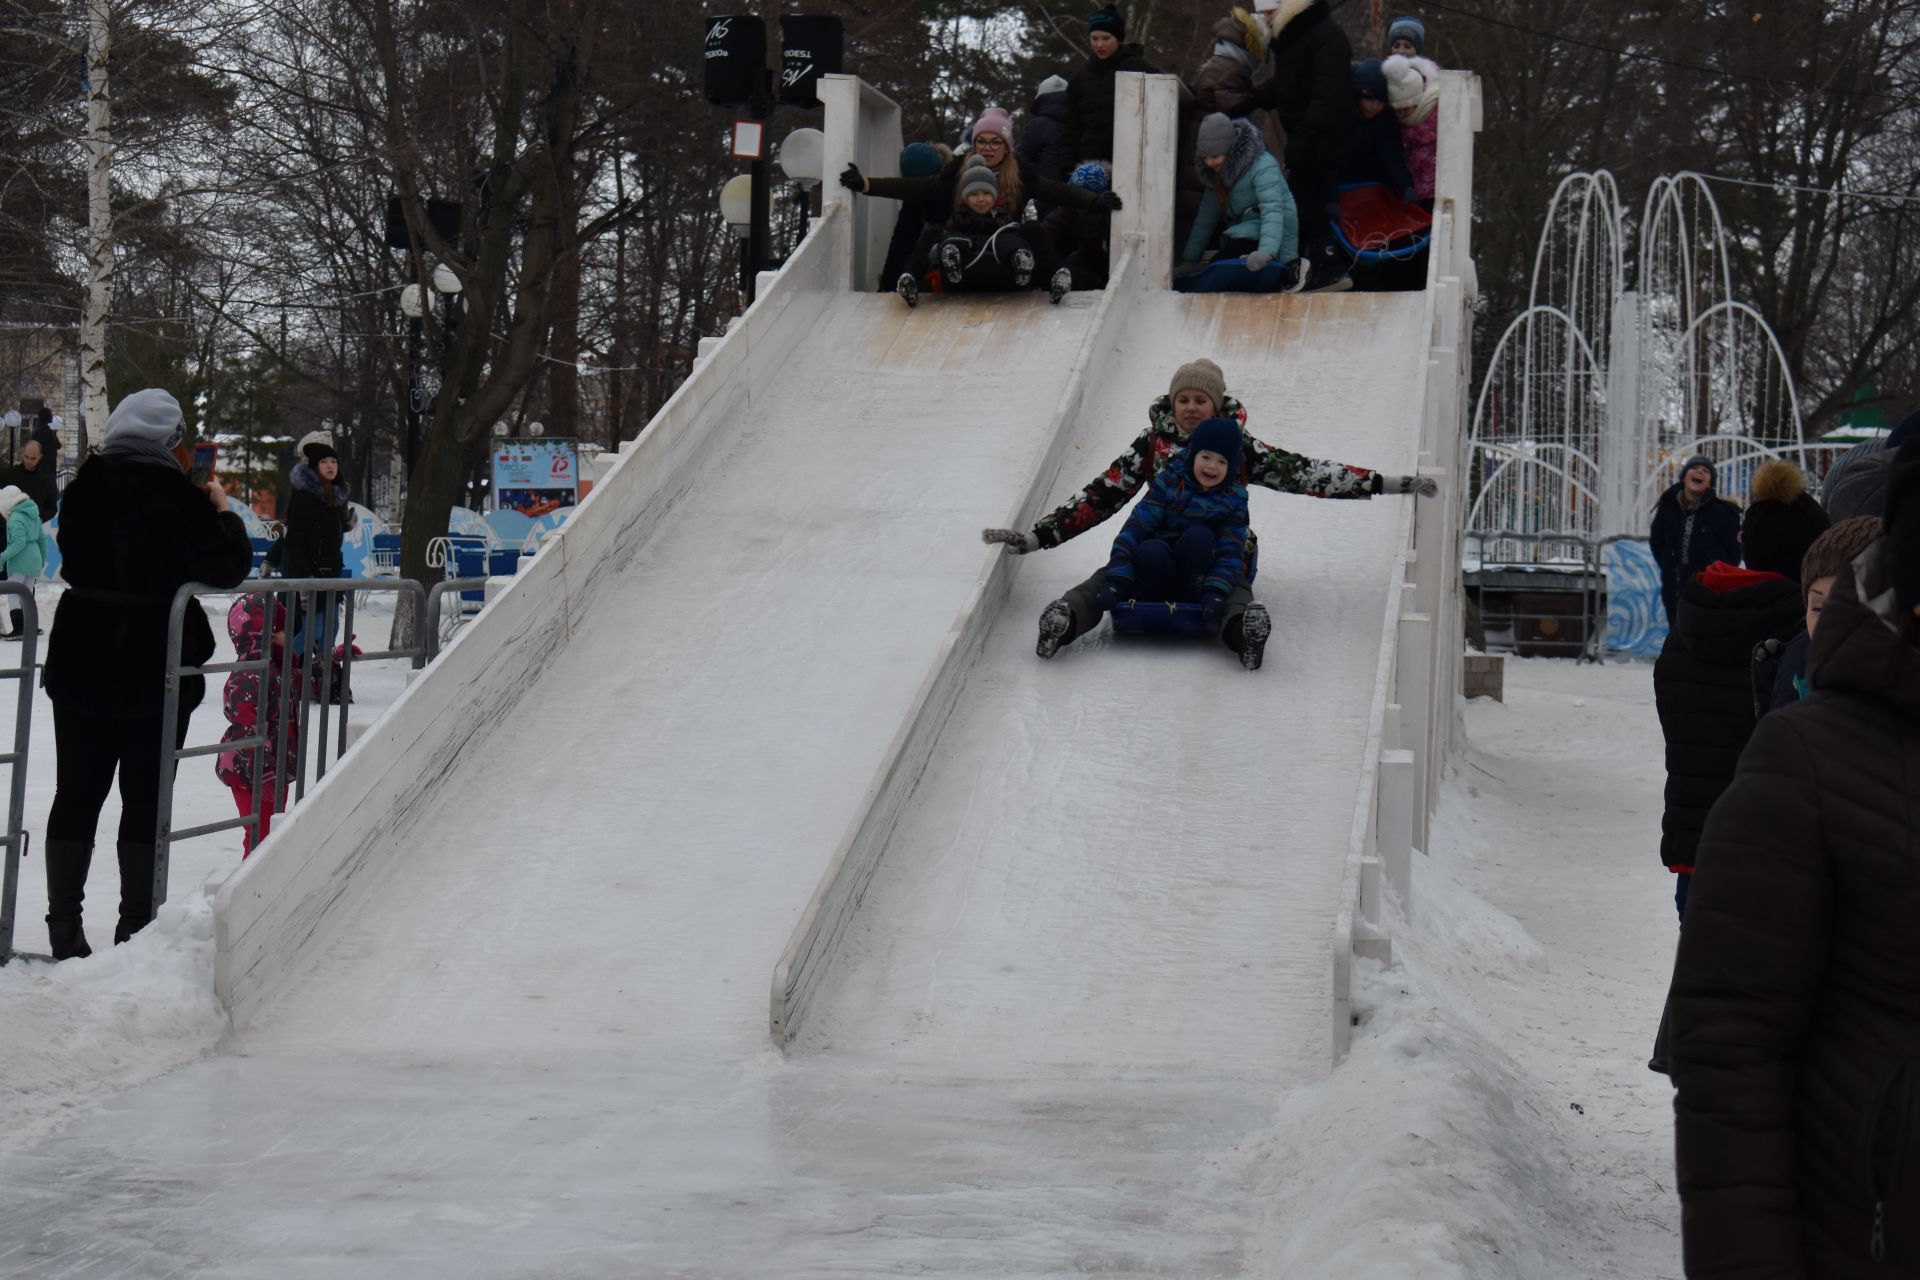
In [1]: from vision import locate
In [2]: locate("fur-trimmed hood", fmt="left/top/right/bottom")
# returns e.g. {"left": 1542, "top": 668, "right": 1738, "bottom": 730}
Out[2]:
{"left": 1267, "top": 0, "right": 1336, "bottom": 38}
{"left": 290, "top": 461, "right": 350, "bottom": 505}
{"left": 1192, "top": 116, "right": 1268, "bottom": 188}
{"left": 1211, "top": 9, "right": 1268, "bottom": 60}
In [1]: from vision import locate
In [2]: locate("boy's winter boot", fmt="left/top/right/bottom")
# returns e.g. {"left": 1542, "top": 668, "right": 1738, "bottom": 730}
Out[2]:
{"left": 1281, "top": 258, "right": 1310, "bottom": 293}
{"left": 44, "top": 838, "right": 94, "bottom": 960}
{"left": 1012, "top": 247, "right": 1035, "bottom": 288}
{"left": 1303, "top": 241, "right": 1353, "bottom": 294}
{"left": 1048, "top": 268, "right": 1072, "bottom": 304}
{"left": 938, "top": 241, "right": 965, "bottom": 285}
{"left": 895, "top": 273, "right": 920, "bottom": 308}
{"left": 113, "top": 842, "right": 157, "bottom": 944}
{"left": 1036, "top": 599, "right": 1076, "bottom": 659}
{"left": 1235, "top": 601, "right": 1272, "bottom": 671}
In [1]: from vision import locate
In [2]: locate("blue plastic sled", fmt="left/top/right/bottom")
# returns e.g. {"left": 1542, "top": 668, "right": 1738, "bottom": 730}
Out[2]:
{"left": 1172, "top": 256, "right": 1294, "bottom": 294}
{"left": 1109, "top": 599, "right": 1213, "bottom": 636}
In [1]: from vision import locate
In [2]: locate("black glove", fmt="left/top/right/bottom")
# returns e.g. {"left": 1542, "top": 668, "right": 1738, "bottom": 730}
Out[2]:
{"left": 1096, "top": 191, "right": 1123, "bottom": 211}
{"left": 839, "top": 163, "right": 866, "bottom": 192}
{"left": 1200, "top": 592, "right": 1227, "bottom": 627}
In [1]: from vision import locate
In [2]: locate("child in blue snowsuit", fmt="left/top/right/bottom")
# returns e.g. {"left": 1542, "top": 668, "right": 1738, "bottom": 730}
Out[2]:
{"left": 1099, "top": 417, "right": 1250, "bottom": 626}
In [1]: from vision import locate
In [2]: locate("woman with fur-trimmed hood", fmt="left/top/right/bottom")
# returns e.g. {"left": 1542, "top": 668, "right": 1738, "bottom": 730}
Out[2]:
{"left": 1192, "top": 9, "right": 1269, "bottom": 118}
{"left": 1182, "top": 113, "right": 1299, "bottom": 275}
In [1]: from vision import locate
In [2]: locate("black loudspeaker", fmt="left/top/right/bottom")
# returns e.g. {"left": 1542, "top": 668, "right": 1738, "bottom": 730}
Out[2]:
{"left": 704, "top": 15, "right": 767, "bottom": 107}
{"left": 385, "top": 197, "right": 464, "bottom": 251}
{"left": 779, "top": 16, "right": 844, "bottom": 107}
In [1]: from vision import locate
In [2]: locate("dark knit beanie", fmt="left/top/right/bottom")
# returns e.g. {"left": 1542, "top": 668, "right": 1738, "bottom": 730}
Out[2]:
{"left": 1800, "top": 515, "right": 1883, "bottom": 599}
{"left": 1184, "top": 417, "right": 1244, "bottom": 481}
{"left": 1387, "top": 15, "right": 1426, "bottom": 53}
{"left": 1886, "top": 439, "right": 1920, "bottom": 613}
{"left": 1352, "top": 58, "right": 1390, "bottom": 103}
{"left": 1089, "top": 5, "right": 1125, "bottom": 40}
{"left": 1681, "top": 454, "right": 1716, "bottom": 486}
{"left": 1741, "top": 461, "right": 1831, "bottom": 580}
{"left": 302, "top": 440, "right": 340, "bottom": 467}
{"left": 900, "top": 142, "right": 941, "bottom": 179}
{"left": 1196, "top": 112, "right": 1237, "bottom": 157}
{"left": 959, "top": 156, "right": 999, "bottom": 200}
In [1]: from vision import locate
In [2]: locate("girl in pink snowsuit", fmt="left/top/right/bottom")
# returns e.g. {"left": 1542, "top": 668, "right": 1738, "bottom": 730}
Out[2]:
{"left": 215, "top": 594, "right": 299, "bottom": 856}
{"left": 1383, "top": 54, "right": 1441, "bottom": 201}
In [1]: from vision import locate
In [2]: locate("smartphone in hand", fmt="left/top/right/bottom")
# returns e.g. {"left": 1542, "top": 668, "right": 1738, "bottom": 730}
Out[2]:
{"left": 190, "top": 441, "right": 218, "bottom": 487}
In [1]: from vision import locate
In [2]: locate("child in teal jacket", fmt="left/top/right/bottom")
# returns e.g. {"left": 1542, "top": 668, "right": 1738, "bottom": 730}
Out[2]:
{"left": 0, "top": 485, "right": 46, "bottom": 580}
{"left": 1182, "top": 113, "right": 1299, "bottom": 274}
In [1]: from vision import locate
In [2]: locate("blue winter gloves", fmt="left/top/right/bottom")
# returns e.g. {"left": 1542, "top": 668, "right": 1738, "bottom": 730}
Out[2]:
{"left": 1200, "top": 592, "right": 1227, "bottom": 627}
{"left": 1244, "top": 250, "right": 1272, "bottom": 272}
{"left": 981, "top": 527, "right": 1040, "bottom": 554}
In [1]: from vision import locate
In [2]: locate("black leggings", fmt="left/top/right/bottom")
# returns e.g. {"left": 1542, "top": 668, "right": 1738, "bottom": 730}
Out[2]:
{"left": 48, "top": 701, "right": 195, "bottom": 849}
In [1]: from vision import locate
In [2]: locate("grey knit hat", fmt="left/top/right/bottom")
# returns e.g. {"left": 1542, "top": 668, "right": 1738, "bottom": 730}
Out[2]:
{"left": 1168, "top": 358, "right": 1227, "bottom": 408}
{"left": 1196, "top": 112, "right": 1237, "bottom": 158}
{"left": 959, "top": 156, "right": 998, "bottom": 200}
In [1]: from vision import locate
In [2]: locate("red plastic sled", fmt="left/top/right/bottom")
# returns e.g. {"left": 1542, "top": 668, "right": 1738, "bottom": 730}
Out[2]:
{"left": 1334, "top": 183, "right": 1433, "bottom": 264}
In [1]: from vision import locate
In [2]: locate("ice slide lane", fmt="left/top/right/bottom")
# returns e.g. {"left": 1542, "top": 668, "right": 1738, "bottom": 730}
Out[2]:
{"left": 0, "top": 290, "right": 1429, "bottom": 1279}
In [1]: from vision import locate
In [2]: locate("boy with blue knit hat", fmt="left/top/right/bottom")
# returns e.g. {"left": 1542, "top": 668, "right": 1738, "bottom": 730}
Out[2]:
{"left": 1387, "top": 15, "right": 1425, "bottom": 57}
{"left": 1100, "top": 416, "right": 1252, "bottom": 628}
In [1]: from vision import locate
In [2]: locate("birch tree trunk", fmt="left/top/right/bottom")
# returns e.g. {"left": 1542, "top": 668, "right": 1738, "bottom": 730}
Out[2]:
{"left": 79, "top": 0, "right": 113, "bottom": 448}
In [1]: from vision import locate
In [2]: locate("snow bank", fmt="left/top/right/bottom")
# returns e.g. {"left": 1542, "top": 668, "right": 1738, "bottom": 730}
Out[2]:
{"left": 0, "top": 887, "right": 226, "bottom": 1153}
{"left": 1247, "top": 661, "right": 1683, "bottom": 1278}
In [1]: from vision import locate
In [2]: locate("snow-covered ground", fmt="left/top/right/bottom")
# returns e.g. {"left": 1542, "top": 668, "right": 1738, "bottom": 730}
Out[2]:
{"left": 0, "top": 584, "right": 414, "bottom": 1149}
{"left": 1250, "top": 658, "right": 1683, "bottom": 1277}
{"left": 0, "top": 629, "right": 1686, "bottom": 1273}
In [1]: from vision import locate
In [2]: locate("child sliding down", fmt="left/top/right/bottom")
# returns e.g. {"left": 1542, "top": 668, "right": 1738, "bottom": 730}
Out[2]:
{"left": 1099, "top": 417, "right": 1250, "bottom": 627}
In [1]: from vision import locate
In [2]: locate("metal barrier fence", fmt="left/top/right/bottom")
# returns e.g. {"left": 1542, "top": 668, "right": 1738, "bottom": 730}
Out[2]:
{"left": 149, "top": 576, "right": 482, "bottom": 921}
{"left": 0, "top": 585, "right": 38, "bottom": 963}
{"left": 1466, "top": 531, "right": 1659, "bottom": 662}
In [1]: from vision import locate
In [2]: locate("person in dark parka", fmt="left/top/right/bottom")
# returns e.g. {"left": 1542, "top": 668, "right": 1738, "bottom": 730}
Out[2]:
{"left": 1649, "top": 454, "right": 1743, "bottom": 625}
{"left": 1249, "top": 0, "right": 1357, "bottom": 287}
{"left": 1064, "top": 5, "right": 1160, "bottom": 165}
{"left": 41, "top": 388, "right": 252, "bottom": 959}
{"left": 876, "top": 142, "right": 952, "bottom": 291}
{"left": 1017, "top": 75, "right": 1074, "bottom": 206}
{"left": 282, "top": 438, "right": 356, "bottom": 660}
{"left": 1668, "top": 440, "right": 1920, "bottom": 1276}
{"left": 1820, "top": 407, "right": 1918, "bottom": 522}
{"left": 1653, "top": 461, "right": 1828, "bottom": 920}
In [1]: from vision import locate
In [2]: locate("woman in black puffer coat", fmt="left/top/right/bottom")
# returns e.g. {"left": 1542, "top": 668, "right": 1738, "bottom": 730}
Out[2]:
{"left": 281, "top": 439, "right": 356, "bottom": 663}
{"left": 41, "top": 388, "right": 252, "bottom": 958}
{"left": 1668, "top": 441, "right": 1920, "bottom": 1275}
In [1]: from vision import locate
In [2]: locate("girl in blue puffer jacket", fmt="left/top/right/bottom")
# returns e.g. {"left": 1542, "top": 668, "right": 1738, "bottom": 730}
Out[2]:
{"left": 1100, "top": 417, "right": 1251, "bottom": 627}
{"left": 1182, "top": 113, "right": 1299, "bottom": 280}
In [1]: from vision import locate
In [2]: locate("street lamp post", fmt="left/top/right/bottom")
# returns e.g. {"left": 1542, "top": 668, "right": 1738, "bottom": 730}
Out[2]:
{"left": 399, "top": 264, "right": 463, "bottom": 480}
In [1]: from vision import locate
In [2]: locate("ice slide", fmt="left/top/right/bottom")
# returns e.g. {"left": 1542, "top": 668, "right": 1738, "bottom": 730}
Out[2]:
{"left": 0, "top": 75, "right": 1477, "bottom": 1274}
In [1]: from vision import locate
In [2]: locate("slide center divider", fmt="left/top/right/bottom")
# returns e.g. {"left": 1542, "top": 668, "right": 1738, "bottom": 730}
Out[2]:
{"left": 768, "top": 242, "right": 1144, "bottom": 1048}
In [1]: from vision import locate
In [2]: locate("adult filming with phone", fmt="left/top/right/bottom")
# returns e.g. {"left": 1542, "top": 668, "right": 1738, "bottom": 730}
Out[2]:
{"left": 39, "top": 388, "right": 252, "bottom": 959}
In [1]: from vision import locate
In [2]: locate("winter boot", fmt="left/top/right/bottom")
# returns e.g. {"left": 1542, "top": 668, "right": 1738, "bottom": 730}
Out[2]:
{"left": 939, "top": 241, "right": 966, "bottom": 286}
{"left": 1048, "top": 268, "right": 1072, "bottom": 305}
{"left": 895, "top": 272, "right": 920, "bottom": 309}
{"left": 46, "top": 916, "right": 91, "bottom": 960}
{"left": 1011, "top": 247, "right": 1035, "bottom": 289}
{"left": 1037, "top": 599, "right": 1076, "bottom": 659}
{"left": 114, "top": 842, "right": 157, "bottom": 945}
{"left": 43, "top": 838, "right": 95, "bottom": 960}
{"left": 1236, "top": 601, "right": 1272, "bottom": 672}
{"left": 7, "top": 608, "right": 21, "bottom": 637}
{"left": 1281, "top": 258, "right": 1311, "bottom": 293}
{"left": 1303, "top": 241, "right": 1353, "bottom": 294}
